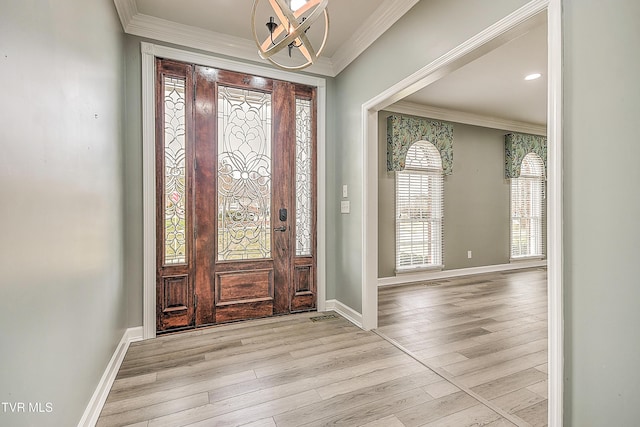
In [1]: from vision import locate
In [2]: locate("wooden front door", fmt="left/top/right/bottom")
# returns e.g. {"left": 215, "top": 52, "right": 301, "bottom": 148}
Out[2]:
{"left": 155, "top": 59, "right": 317, "bottom": 333}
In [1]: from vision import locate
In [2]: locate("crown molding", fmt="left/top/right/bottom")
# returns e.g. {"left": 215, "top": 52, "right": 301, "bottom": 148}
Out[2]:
{"left": 113, "top": 0, "right": 417, "bottom": 77}
{"left": 330, "top": 0, "right": 420, "bottom": 74}
{"left": 386, "top": 100, "right": 547, "bottom": 136}
{"left": 113, "top": 0, "right": 137, "bottom": 31}
{"left": 125, "top": 12, "right": 335, "bottom": 76}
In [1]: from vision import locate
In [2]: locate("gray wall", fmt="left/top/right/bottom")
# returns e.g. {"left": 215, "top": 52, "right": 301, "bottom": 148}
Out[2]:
{"left": 563, "top": 0, "right": 640, "bottom": 424}
{"left": 331, "top": 0, "right": 530, "bottom": 311}
{"left": 378, "top": 113, "right": 513, "bottom": 278}
{"left": 0, "top": 0, "right": 126, "bottom": 425}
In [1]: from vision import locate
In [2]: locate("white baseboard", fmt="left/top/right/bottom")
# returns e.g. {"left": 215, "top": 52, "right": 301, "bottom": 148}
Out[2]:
{"left": 78, "top": 326, "right": 143, "bottom": 427}
{"left": 378, "top": 260, "right": 547, "bottom": 287}
{"left": 325, "top": 299, "right": 363, "bottom": 328}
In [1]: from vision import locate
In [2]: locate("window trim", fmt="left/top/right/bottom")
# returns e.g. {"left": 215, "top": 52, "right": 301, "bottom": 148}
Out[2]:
{"left": 510, "top": 152, "right": 545, "bottom": 260}
{"left": 394, "top": 141, "right": 444, "bottom": 272}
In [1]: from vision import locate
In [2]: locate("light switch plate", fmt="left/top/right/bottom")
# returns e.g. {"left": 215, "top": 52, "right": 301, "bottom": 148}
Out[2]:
{"left": 341, "top": 201, "right": 350, "bottom": 214}
{"left": 342, "top": 184, "right": 348, "bottom": 198}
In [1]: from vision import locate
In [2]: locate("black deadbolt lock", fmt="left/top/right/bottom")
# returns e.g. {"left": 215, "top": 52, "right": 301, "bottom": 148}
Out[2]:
{"left": 279, "top": 208, "right": 287, "bottom": 222}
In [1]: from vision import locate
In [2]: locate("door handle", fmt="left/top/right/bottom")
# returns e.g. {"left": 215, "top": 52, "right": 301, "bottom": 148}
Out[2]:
{"left": 273, "top": 225, "right": 287, "bottom": 232}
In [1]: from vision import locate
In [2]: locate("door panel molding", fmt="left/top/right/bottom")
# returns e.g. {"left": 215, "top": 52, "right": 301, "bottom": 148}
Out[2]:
{"left": 160, "top": 275, "right": 189, "bottom": 313}
{"left": 292, "top": 263, "right": 315, "bottom": 312}
{"left": 215, "top": 269, "right": 274, "bottom": 306}
{"left": 214, "top": 268, "right": 275, "bottom": 323}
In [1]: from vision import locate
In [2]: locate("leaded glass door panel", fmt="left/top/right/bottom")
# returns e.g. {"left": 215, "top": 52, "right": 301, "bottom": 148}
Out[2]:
{"left": 191, "top": 66, "right": 317, "bottom": 327}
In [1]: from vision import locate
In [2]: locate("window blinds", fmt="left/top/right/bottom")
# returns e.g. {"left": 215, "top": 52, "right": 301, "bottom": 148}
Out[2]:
{"left": 510, "top": 153, "right": 545, "bottom": 258}
{"left": 396, "top": 170, "right": 444, "bottom": 270}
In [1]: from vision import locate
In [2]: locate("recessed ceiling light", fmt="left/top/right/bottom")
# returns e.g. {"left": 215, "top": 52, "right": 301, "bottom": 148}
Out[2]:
{"left": 525, "top": 73, "right": 542, "bottom": 81}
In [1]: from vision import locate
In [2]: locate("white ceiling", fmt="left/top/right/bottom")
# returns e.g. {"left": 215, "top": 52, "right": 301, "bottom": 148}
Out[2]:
{"left": 114, "top": 0, "right": 548, "bottom": 127}
{"left": 400, "top": 18, "right": 548, "bottom": 127}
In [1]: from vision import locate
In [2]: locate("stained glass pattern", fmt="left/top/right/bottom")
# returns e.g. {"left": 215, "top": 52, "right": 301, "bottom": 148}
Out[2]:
{"left": 218, "top": 86, "right": 272, "bottom": 260}
{"left": 295, "top": 98, "right": 312, "bottom": 256}
{"left": 163, "top": 76, "right": 187, "bottom": 265}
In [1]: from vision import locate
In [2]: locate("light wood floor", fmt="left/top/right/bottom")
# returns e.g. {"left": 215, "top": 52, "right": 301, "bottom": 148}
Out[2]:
{"left": 377, "top": 268, "right": 548, "bottom": 427}
{"left": 98, "top": 268, "right": 547, "bottom": 426}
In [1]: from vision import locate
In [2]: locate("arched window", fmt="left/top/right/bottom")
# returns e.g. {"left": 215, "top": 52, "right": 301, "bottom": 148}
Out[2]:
{"left": 511, "top": 152, "right": 545, "bottom": 259}
{"left": 396, "top": 141, "right": 444, "bottom": 270}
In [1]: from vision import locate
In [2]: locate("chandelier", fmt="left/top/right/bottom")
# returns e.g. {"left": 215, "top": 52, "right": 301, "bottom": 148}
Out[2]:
{"left": 251, "top": 0, "right": 329, "bottom": 71}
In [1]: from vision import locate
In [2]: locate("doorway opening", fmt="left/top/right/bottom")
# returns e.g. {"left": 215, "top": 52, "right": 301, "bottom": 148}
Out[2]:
{"left": 360, "top": 0, "right": 562, "bottom": 424}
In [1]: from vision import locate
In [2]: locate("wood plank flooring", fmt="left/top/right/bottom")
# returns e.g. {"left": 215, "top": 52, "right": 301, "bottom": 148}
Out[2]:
{"left": 376, "top": 267, "right": 548, "bottom": 427}
{"left": 98, "top": 268, "right": 547, "bottom": 426}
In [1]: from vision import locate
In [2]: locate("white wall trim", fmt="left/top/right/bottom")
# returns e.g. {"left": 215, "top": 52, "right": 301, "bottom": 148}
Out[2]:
{"left": 141, "top": 42, "right": 156, "bottom": 340}
{"left": 378, "top": 261, "right": 547, "bottom": 287}
{"left": 141, "top": 42, "right": 327, "bottom": 339}
{"left": 360, "top": 0, "right": 561, "bottom": 425}
{"left": 77, "top": 327, "right": 143, "bottom": 427}
{"left": 547, "top": 0, "right": 563, "bottom": 425}
{"left": 112, "top": 0, "right": 137, "bottom": 31}
{"left": 331, "top": 0, "right": 420, "bottom": 75}
{"left": 114, "top": 0, "right": 417, "bottom": 77}
{"left": 386, "top": 100, "right": 547, "bottom": 136}
{"left": 325, "top": 300, "right": 363, "bottom": 329}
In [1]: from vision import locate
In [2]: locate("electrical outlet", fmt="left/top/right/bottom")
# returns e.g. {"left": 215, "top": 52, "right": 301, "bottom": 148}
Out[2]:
{"left": 467, "top": 250, "right": 472, "bottom": 259}
{"left": 341, "top": 201, "right": 350, "bottom": 214}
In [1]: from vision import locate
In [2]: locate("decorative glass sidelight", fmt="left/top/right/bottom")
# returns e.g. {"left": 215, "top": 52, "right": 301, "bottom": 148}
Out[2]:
{"left": 163, "top": 76, "right": 187, "bottom": 265}
{"left": 295, "top": 98, "right": 313, "bottom": 256}
{"left": 217, "top": 86, "right": 272, "bottom": 260}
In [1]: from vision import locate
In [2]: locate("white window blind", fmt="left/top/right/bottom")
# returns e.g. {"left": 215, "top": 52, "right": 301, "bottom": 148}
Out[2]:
{"left": 396, "top": 141, "right": 444, "bottom": 271}
{"left": 511, "top": 152, "right": 545, "bottom": 259}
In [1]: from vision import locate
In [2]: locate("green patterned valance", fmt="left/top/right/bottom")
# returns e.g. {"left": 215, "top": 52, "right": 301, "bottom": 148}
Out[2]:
{"left": 505, "top": 132, "right": 547, "bottom": 178}
{"left": 387, "top": 115, "right": 453, "bottom": 175}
